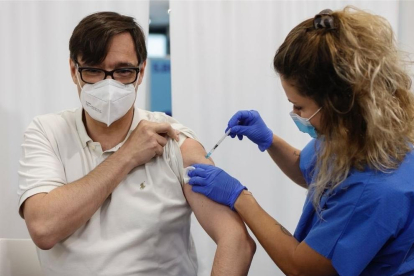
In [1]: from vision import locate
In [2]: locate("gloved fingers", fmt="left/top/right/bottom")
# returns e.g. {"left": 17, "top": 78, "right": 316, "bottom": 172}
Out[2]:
{"left": 228, "top": 110, "right": 251, "bottom": 128}
{"left": 230, "top": 125, "right": 249, "bottom": 135}
{"left": 226, "top": 126, "right": 237, "bottom": 139}
{"left": 188, "top": 176, "right": 207, "bottom": 186}
{"left": 188, "top": 168, "right": 207, "bottom": 178}
{"left": 216, "top": 169, "right": 235, "bottom": 180}
{"left": 226, "top": 121, "right": 241, "bottom": 139}
{"left": 229, "top": 125, "right": 247, "bottom": 140}
{"left": 191, "top": 185, "right": 208, "bottom": 195}
{"left": 250, "top": 110, "right": 260, "bottom": 117}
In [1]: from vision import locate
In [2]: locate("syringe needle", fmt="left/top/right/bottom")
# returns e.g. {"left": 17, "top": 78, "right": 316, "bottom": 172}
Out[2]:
{"left": 205, "top": 128, "right": 232, "bottom": 159}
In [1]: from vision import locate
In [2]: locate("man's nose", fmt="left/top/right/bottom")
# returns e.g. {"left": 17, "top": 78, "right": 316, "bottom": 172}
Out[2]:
{"left": 104, "top": 72, "right": 115, "bottom": 80}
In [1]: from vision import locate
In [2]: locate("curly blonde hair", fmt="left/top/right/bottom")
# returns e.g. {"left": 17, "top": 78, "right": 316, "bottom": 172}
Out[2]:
{"left": 273, "top": 6, "right": 414, "bottom": 210}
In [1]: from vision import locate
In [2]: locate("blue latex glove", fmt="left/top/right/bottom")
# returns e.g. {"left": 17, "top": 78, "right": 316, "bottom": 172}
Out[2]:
{"left": 226, "top": 110, "right": 273, "bottom": 152}
{"left": 188, "top": 164, "right": 247, "bottom": 210}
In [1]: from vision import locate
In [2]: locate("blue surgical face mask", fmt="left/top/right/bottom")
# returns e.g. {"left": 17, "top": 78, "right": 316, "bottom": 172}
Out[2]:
{"left": 289, "top": 107, "right": 322, "bottom": 138}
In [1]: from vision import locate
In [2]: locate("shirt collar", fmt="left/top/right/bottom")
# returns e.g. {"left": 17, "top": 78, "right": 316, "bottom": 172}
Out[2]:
{"left": 75, "top": 107, "right": 141, "bottom": 149}
{"left": 127, "top": 108, "right": 140, "bottom": 137}
{"left": 75, "top": 108, "right": 92, "bottom": 148}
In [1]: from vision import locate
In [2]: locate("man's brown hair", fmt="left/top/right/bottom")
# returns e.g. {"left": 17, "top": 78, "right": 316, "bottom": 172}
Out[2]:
{"left": 69, "top": 11, "right": 147, "bottom": 66}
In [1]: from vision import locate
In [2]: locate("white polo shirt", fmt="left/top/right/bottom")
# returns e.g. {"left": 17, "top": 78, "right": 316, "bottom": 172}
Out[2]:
{"left": 18, "top": 108, "right": 199, "bottom": 276}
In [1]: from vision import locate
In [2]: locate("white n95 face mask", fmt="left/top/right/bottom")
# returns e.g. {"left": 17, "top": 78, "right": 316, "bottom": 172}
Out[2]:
{"left": 78, "top": 78, "right": 137, "bottom": 127}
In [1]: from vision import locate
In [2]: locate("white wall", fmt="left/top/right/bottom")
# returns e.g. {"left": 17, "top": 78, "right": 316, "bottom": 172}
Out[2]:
{"left": 0, "top": 0, "right": 149, "bottom": 239}
{"left": 170, "top": 1, "right": 409, "bottom": 275}
{"left": 398, "top": 0, "right": 414, "bottom": 82}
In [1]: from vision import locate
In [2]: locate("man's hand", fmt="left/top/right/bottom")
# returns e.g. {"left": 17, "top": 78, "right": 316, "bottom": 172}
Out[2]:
{"left": 121, "top": 120, "right": 180, "bottom": 169}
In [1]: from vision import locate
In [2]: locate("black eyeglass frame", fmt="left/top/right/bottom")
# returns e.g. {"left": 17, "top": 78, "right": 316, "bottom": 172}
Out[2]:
{"left": 77, "top": 65, "right": 140, "bottom": 85}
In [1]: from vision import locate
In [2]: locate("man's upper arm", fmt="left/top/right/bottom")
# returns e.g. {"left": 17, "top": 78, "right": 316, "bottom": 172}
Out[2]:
{"left": 180, "top": 138, "right": 249, "bottom": 242}
{"left": 18, "top": 118, "right": 66, "bottom": 217}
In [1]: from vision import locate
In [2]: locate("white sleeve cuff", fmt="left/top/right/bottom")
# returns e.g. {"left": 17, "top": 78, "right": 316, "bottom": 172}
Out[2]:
{"left": 18, "top": 185, "right": 58, "bottom": 218}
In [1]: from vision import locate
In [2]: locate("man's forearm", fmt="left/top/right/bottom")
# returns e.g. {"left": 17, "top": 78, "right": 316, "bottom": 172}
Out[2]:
{"left": 24, "top": 147, "right": 134, "bottom": 249}
{"left": 211, "top": 234, "right": 255, "bottom": 276}
{"left": 267, "top": 134, "right": 307, "bottom": 187}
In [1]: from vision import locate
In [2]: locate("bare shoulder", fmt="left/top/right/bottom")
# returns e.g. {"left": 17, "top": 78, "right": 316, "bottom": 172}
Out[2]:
{"left": 180, "top": 138, "right": 214, "bottom": 167}
{"left": 179, "top": 137, "right": 214, "bottom": 209}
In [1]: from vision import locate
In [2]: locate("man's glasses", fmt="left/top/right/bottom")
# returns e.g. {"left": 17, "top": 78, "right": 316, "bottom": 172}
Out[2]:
{"left": 77, "top": 64, "right": 140, "bottom": 85}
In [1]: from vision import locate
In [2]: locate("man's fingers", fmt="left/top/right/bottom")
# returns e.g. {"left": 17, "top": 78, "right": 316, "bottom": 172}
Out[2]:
{"left": 155, "top": 144, "right": 164, "bottom": 156}
{"left": 155, "top": 134, "right": 168, "bottom": 147}
{"left": 154, "top": 123, "right": 180, "bottom": 142}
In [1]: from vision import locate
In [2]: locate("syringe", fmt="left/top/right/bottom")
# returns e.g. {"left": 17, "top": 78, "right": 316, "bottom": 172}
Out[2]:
{"left": 205, "top": 128, "right": 232, "bottom": 159}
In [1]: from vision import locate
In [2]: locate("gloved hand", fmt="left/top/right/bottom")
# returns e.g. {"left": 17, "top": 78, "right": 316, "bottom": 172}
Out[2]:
{"left": 188, "top": 164, "right": 247, "bottom": 210}
{"left": 226, "top": 110, "right": 273, "bottom": 151}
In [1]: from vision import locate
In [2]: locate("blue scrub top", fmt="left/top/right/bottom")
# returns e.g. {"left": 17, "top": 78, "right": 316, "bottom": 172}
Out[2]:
{"left": 295, "top": 139, "right": 414, "bottom": 276}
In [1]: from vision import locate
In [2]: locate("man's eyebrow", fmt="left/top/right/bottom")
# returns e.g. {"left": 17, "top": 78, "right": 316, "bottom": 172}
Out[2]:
{"left": 114, "top": 62, "right": 139, "bottom": 67}
{"left": 288, "top": 99, "right": 297, "bottom": 104}
{"left": 80, "top": 62, "right": 139, "bottom": 68}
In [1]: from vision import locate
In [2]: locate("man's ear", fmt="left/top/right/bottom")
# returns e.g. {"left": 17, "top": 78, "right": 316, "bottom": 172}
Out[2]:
{"left": 69, "top": 58, "right": 78, "bottom": 85}
{"left": 136, "top": 60, "right": 147, "bottom": 85}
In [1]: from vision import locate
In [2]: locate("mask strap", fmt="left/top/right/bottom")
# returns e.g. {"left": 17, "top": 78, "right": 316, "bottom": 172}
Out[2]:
{"left": 133, "top": 78, "right": 139, "bottom": 90}
{"left": 307, "top": 107, "right": 322, "bottom": 121}
{"left": 133, "top": 68, "right": 141, "bottom": 90}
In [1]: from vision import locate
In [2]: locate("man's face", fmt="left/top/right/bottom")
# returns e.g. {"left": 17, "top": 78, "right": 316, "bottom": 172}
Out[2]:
{"left": 69, "top": 32, "right": 147, "bottom": 96}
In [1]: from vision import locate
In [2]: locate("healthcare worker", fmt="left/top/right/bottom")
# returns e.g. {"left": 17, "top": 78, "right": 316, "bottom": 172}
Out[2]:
{"left": 188, "top": 7, "right": 414, "bottom": 276}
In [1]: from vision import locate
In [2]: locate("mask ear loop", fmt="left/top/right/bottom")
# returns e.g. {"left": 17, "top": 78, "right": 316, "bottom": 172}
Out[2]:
{"left": 133, "top": 64, "right": 143, "bottom": 90}
{"left": 133, "top": 76, "right": 139, "bottom": 90}
{"left": 306, "top": 107, "right": 322, "bottom": 122}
